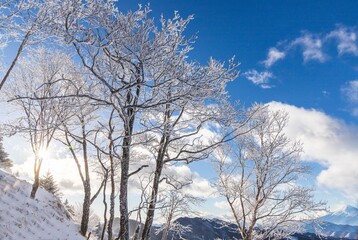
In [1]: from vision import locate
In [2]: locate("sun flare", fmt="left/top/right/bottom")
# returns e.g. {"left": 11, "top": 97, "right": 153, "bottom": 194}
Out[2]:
{"left": 38, "top": 148, "right": 49, "bottom": 159}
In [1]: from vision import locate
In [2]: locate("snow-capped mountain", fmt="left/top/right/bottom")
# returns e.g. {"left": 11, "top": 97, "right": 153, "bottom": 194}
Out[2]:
{"left": 319, "top": 205, "right": 358, "bottom": 226}
{"left": 0, "top": 169, "right": 84, "bottom": 240}
{"left": 305, "top": 205, "right": 358, "bottom": 239}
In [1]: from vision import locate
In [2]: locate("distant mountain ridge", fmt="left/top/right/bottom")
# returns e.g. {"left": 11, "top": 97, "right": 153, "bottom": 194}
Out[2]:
{"left": 92, "top": 205, "right": 358, "bottom": 240}
{"left": 319, "top": 205, "right": 358, "bottom": 226}
{"left": 306, "top": 221, "right": 358, "bottom": 239}
{"left": 129, "top": 206, "right": 358, "bottom": 240}
{"left": 305, "top": 205, "right": 358, "bottom": 239}
{"left": 162, "top": 217, "right": 357, "bottom": 240}
{"left": 163, "top": 206, "right": 358, "bottom": 240}
{"left": 168, "top": 217, "right": 242, "bottom": 240}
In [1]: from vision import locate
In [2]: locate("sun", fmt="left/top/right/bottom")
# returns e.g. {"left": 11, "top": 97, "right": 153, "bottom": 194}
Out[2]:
{"left": 38, "top": 148, "right": 50, "bottom": 159}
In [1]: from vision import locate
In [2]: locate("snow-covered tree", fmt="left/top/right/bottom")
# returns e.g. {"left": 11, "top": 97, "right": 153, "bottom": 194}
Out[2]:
{"left": 73, "top": 203, "right": 101, "bottom": 237}
{"left": 0, "top": 135, "right": 12, "bottom": 171}
{"left": 63, "top": 199, "right": 75, "bottom": 217}
{"left": 0, "top": 0, "right": 117, "bottom": 91}
{"left": 53, "top": 70, "right": 105, "bottom": 237}
{"left": 158, "top": 191, "right": 202, "bottom": 240}
{"left": 0, "top": 0, "right": 64, "bottom": 91}
{"left": 214, "top": 108, "right": 326, "bottom": 240}
{"left": 0, "top": 2, "right": 258, "bottom": 240}
{"left": 40, "top": 170, "right": 62, "bottom": 199}
{"left": 67, "top": 7, "right": 246, "bottom": 239}
{"left": 4, "top": 48, "right": 75, "bottom": 199}
{"left": 67, "top": 8, "right": 154, "bottom": 239}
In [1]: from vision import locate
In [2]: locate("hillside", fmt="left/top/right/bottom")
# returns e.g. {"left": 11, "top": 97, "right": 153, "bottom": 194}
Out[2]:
{"left": 0, "top": 169, "right": 84, "bottom": 240}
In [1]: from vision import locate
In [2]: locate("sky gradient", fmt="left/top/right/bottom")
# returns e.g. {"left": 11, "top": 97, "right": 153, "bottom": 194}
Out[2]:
{"left": 120, "top": 1, "right": 358, "bottom": 120}
{"left": 1, "top": 0, "right": 358, "bottom": 219}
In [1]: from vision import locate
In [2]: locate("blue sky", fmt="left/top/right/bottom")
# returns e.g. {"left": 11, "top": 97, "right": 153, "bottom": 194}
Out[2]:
{"left": 118, "top": 1, "right": 358, "bottom": 210}
{"left": 120, "top": 1, "right": 358, "bottom": 122}
{"left": 1, "top": 0, "right": 358, "bottom": 219}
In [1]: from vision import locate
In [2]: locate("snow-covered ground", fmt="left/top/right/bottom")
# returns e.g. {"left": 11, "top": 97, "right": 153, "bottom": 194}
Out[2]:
{"left": 0, "top": 169, "right": 84, "bottom": 240}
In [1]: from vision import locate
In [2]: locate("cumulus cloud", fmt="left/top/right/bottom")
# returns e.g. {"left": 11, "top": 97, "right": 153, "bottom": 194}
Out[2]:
{"left": 341, "top": 80, "right": 358, "bottom": 116}
{"left": 341, "top": 80, "right": 358, "bottom": 103}
{"left": 291, "top": 33, "right": 327, "bottom": 62}
{"left": 267, "top": 101, "right": 358, "bottom": 201}
{"left": 244, "top": 69, "right": 274, "bottom": 88}
{"left": 328, "top": 26, "right": 358, "bottom": 56}
{"left": 262, "top": 47, "right": 286, "bottom": 68}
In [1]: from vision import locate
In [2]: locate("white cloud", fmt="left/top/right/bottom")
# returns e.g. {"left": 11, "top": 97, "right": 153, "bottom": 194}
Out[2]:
{"left": 262, "top": 47, "right": 286, "bottom": 68}
{"left": 341, "top": 80, "right": 358, "bottom": 116}
{"left": 341, "top": 80, "right": 358, "bottom": 103}
{"left": 214, "top": 200, "right": 229, "bottom": 210}
{"left": 244, "top": 69, "right": 274, "bottom": 88}
{"left": 163, "top": 164, "right": 216, "bottom": 198}
{"left": 257, "top": 25, "right": 358, "bottom": 72}
{"left": 267, "top": 101, "right": 358, "bottom": 201}
{"left": 328, "top": 26, "right": 358, "bottom": 56}
{"left": 292, "top": 33, "right": 327, "bottom": 62}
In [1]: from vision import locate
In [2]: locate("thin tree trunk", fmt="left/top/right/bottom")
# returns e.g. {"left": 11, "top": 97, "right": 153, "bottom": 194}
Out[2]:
{"left": 161, "top": 211, "right": 173, "bottom": 240}
{"left": 80, "top": 120, "right": 91, "bottom": 236}
{"left": 81, "top": 182, "right": 91, "bottom": 236}
{"left": 101, "top": 173, "right": 108, "bottom": 240}
{"left": 30, "top": 157, "right": 42, "bottom": 199}
{"left": 107, "top": 117, "right": 116, "bottom": 240}
{"left": 0, "top": 30, "right": 31, "bottom": 91}
{"left": 117, "top": 135, "right": 131, "bottom": 240}
{"left": 142, "top": 102, "right": 171, "bottom": 240}
{"left": 141, "top": 157, "right": 164, "bottom": 240}
{"left": 107, "top": 159, "right": 116, "bottom": 240}
{"left": 30, "top": 176, "right": 40, "bottom": 199}
{"left": 131, "top": 225, "right": 140, "bottom": 240}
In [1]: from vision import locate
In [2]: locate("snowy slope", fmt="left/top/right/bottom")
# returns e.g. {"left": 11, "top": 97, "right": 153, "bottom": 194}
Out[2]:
{"left": 0, "top": 169, "right": 84, "bottom": 240}
{"left": 320, "top": 205, "right": 358, "bottom": 226}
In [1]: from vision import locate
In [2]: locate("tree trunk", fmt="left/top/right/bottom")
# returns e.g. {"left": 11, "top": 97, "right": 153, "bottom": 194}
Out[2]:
{"left": 101, "top": 174, "right": 108, "bottom": 240}
{"left": 117, "top": 135, "right": 130, "bottom": 240}
{"left": 80, "top": 121, "right": 91, "bottom": 236}
{"left": 108, "top": 160, "right": 116, "bottom": 240}
{"left": 141, "top": 161, "right": 163, "bottom": 240}
{"left": 0, "top": 30, "right": 31, "bottom": 91}
{"left": 30, "top": 176, "right": 40, "bottom": 199}
{"left": 80, "top": 181, "right": 91, "bottom": 236}
{"left": 161, "top": 211, "right": 173, "bottom": 240}
{"left": 30, "top": 157, "right": 42, "bottom": 199}
{"left": 131, "top": 225, "right": 140, "bottom": 240}
{"left": 142, "top": 103, "right": 171, "bottom": 240}
{"left": 117, "top": 71, "right": 140, "bottom": 240}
